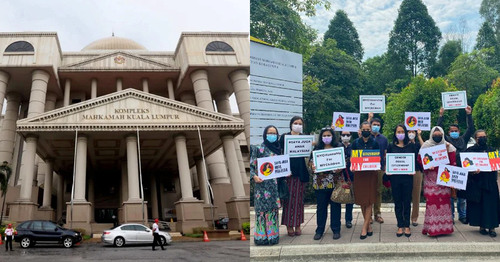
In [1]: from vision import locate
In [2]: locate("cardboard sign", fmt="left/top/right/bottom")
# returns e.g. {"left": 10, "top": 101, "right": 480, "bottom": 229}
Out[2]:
{"left": 436, "top": 165, "right": 468, "bottom": 190}
{"left": 405, "top": 112, "right": 431, "bottom": 131}
{"left": 350, "top": 149, "right": 381, "bottom": 171}
{"left": 312, "top": 147, "right": 346, "bottom": 173}
{"left": 419, "top": 144, "right": 450, "bottom": 170}
{"left": 360, "top": 95, "right": 385, "bottom": 113}
{"left": 386, "top": 153, "right": 415, "bottom": 175}
{"left": 333, "top": 112, "right": 360, "bottom": 132}
{"left": 460, "top": 153, "right": 492, "bottom": 172}
{"left": 488, "top": 151, "right": 500, "bottom": 171}
{"left": 257, "top": 154, "right": 291, "bottom": 180}
{"left": 284, "top": 135, "right": 314, "bottom": 158}
{"left": 442, "top": 91, "right": 467, "bottom": 110}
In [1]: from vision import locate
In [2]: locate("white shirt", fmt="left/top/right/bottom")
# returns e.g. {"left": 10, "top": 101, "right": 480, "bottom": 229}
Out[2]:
{"left": 153, "top": 223, "right": 159, "bottom": 233}
{"left": 5, "top": 228, "right": 14, "bottom": 236}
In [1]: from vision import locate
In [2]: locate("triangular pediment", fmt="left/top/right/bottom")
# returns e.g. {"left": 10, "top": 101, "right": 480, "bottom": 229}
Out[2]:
{"left": 59, "top": 51, "right": 174, "bottom": 71}
{"left": 17, "top": 89, "right": 243, "bottom": 133}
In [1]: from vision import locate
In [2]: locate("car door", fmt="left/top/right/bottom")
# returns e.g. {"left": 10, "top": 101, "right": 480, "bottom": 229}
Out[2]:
{"left": 134, "top": 225, "right": 153, "bottom": 243}
{"left": 43, "top": 221, "right": 63, "bottom": 242}
{"left": 29, "top": 221, "right": 45, "bottom": 241}
{"left": 120, "top": 225, "right": 137, "bottom": 243}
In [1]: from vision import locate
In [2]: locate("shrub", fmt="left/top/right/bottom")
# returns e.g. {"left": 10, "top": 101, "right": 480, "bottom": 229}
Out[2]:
{"left": 242, "top": 222, "right": 250, "bottom": 234}
{"left": 185, "top": 233, "right": 203, "bottom": 238}
{"left": 191, "top": 227, "right": 212, "bottom": 234}
{"left": 83, "top": 235, "right": 91, "bottom": 240}
{"left": 73, "top": 228, "right": 86, "bottom": 236}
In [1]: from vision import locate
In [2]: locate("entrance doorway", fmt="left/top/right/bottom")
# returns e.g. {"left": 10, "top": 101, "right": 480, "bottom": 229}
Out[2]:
{"left": 95, "top": 208, "right": 118, "bottom": 223}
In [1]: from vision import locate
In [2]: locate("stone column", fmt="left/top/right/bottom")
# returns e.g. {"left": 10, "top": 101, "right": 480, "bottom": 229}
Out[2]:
{"left": 174, "top": 134, "right": 194, "bottom": 200}
{"left": 91, "top": 78, "right": 97, "bottom": 99}
{"left": 190, "top": 70, "right": 214, "bottom": 110}
{"left": 44, "top": 92, "right": 57, "bottom": 112}
{"left": 179, "top": 91, "right": 196, "bottom": 106}
{"left": 88, "top": 173, "right": 95, "bottom": 222}
{"left": 74, "top": 135, "right": 88, "bottom": 202}
{"left": 0, "top": 71, "right": 10, "bottom": 114}
{"left": 120, "top": 161, "right": 129, "bottom": 204}
{"left": 126, "top": 135, "right": 140, "bottom": 201}
{"left": 64, "top": 79, "right": 71, "bottom": 107}
{"left": 19, "top": 135, "right": 38, "bottom": 201}
{"left": 167, "top": 79, "right": 175, "bottom": 99}
{"left": 195, "top": 159, "right": 210, "bottom": 205}
{"left": 229, "top": 69, "right": 250, "bottom": 148}
{"left": 221, "top": 135, "right": 246, "bottom": 198}
{"left": 28, "top": 70, "right": 50, "bottom": 118}
{"left": 42, "top": 159, "right": 54, "bottom": 207}
{"left": 57, "top": 174, "right": 64, "bottom": 221}
{"left": 142, "top": 78, "right": 149, "bottom": 93}
{"left": 191, "top": 167, "right": 199, "bottom": 191}
{"left": 150, "top": 174, "right": 159, "bottom": 219}
{"left": 0, "top": 92, "right": 21, "bottom": 164}
{"left": 116, "top": 77, "right": 123, "bottom": 92}
{"left": 234, "top": 139, "right": 249, "bottom": 193}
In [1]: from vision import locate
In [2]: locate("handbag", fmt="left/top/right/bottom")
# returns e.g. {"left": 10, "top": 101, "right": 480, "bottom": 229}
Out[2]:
{"left": 330, "top": 171, "right": 355, "bottom": 204}
{"left": 277, "top": 177, "right": 289, "bottom": 201}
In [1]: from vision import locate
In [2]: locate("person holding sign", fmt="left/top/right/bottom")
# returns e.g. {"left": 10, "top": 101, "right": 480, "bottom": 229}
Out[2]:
{"left": 438, "top": 105, "right": 474, "bottom": 224}
{"left": 418, "top": 126, "right": 457, "bottom": 237}
{"left": 351, "top": 121, "right": 381, "bottom": 239}
{"left": 386, "top": 124, "right": 420, "bottom": 237}
{"left": 250, "top": 125, "right": 282, "bottom": 245}
{"left": 409, "top": 129, "right": 425, "bottom": 227}
{"left": 462, "top": 130, "right": 500, "bottom": 237}
{"left": 308, "top": 127, "right": 343, "bottom": 240}
{"left": 340, "top": 131, "right": 355, "bottom": 229}
{"left": 279, "top": 116, "right": 309, "bottom": 237}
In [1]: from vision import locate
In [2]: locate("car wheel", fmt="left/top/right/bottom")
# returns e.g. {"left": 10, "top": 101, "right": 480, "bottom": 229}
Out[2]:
{"left": 160, "top": 236, "right": 167, "bottom": 246}
{"left": 20, "top": 237, "right": 31, "bottom": 248}
{"left": 63, "top": 237, "right": 74, "bottom": 248}
{"left": 222, "top": 224, "right": 228, "bottom": 229}
{"left": 114, "top": 236, "right": 125, "bottom": 247}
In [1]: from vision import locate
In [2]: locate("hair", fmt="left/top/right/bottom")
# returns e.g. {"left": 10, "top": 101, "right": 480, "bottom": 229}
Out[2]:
{"left": 314, "top": 127, "right": 335, "bottom": 150}
{"left": 289, "top": 116, "right": 304, "bottom": 131}
{"left": 371, "top": 118, "right": 382, "bottom": 125}
{"left": 392, "top": 124, "right": 409, "bottom": 145}
{"left": 473, "top": 129, "right": 486, "bottom": 139}
{"left": 360, "top": 121, "right": 371, "bottom": 129}
{"left": 449, "top": 124, "right": 460, "bottom": 130}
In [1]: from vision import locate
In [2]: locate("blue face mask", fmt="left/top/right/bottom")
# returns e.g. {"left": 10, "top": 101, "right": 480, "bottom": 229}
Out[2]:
{"left": 266, "top": 134, "right": 277, "bottom": 143}
{"left": 450, "top": 132, "right": 459, "bottom": 139}
{"left": 372, "top": 125, "right": 380, "bottom": 133}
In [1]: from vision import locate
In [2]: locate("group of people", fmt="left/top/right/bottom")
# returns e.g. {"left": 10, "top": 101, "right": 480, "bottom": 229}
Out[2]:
{"left": 250, "top": 106, "right": 500, "bottom": 245}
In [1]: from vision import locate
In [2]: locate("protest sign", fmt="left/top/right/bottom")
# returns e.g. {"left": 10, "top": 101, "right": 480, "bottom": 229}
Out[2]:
{"left": 419, "top": 144, "right": 450, "bottom": 170}
{"left": 333, "top": 112, "right": 360, "bottom": 132}
{"left": 436, "top": 165, "right": 468, "bottom": 190}
{"left": 257, "top": 154, "right": 291, "bottom": 180}
{"left": 350, "top": 149, "right": 381, "bottom": 171}
{"left": 360, "top": 95, "right": 385, "bottom": 113}
{"left": 312, "top": 147, "right": 346, "bottom": 173}
{"left": 386, "top": 153, "right": 415, "bottom": 175}
{"left": 489, "top": 151, "right": 500, "bottom": 171}
{"left": 460, "top": 152, "right": 492, "bottom": 172}
{"left": 284, "top": 135, "right": 314, "bottom": 158}
{"left": 442, "top": 91, "right": 467, "bottom": 110}
{"left": 404, "top": 112, "right": 431, "bottom": 131}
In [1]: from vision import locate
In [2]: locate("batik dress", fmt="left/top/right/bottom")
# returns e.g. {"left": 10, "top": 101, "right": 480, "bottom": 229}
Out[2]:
{"left": 250, "top": 143, "right": 281, "bottom": 245}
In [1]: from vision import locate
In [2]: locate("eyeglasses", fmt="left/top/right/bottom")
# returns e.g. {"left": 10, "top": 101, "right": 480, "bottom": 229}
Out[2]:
{"left": 341, "top": 134, "right": 351, "bottom": 137}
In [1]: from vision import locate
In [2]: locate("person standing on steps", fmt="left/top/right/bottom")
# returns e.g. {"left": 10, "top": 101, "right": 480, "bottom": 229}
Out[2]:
{"left": 4, "top": 223, "right": 14, "bottom": 251}
{"left": 152, "top": 219, "right": 165, "bottom": 251}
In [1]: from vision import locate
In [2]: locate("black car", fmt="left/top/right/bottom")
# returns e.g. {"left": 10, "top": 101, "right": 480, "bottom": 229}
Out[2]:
{"left": 214, "top": 217, "right": 229, "bottom": 229}
{"left": 14, "top": 220, "right": 82, "bottom": 248}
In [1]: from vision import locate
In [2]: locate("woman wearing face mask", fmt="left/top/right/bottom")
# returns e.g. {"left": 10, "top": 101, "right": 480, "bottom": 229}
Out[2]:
{"left": 418, "top": 126, "right": 457, "bottom": 237}
{"left": 351, "top": 121, "right": 380, "bottom": 239}
{"left": 279, "top": 116, "right": 309, "bottom": 236}
{"left": 387, "top": 124, "right": 419, "bottom": 237}
{"left": 250, "top": 125, "right": 282, "bottom": 245}
{"left": 340, "top": 131, "right": 354, "bottom": 228}
{"left": 463, "top": 130, "right": 500, "bottom": 237}
{"left": 408, "top": 129, "right": 424, "bottom": 226}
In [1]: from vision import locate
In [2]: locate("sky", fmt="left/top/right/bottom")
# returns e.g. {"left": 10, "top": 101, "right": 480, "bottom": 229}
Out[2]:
{"left": 0, "top": 0, "right": 249, "bottom": 113}
{"left": 302, "top": 0, "right": 483, "bottom": 60}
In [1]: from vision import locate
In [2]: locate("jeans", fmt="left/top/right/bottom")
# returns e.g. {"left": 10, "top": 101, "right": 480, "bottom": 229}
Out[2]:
{"left": 451, "top": 197, "right": 467, "bottom": 219}
{"left": 315, "top": 189, "right": 341, "bottom": 234}
{"left": 390, "top": 175, "right": 413, "bottom": 228}
{"left": 345, "top": 204, "right": 353, "bottom": 223}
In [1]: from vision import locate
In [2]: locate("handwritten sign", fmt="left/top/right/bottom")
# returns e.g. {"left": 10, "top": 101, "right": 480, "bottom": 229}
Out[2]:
{"left": 405, "top": 112, "right": 431, "bottom": 131}
{"left": 360, "top": 95, "right": 385, "bottom": 113}
{"left": 284, "top": 135, "right": 314, "bottom": 158}
{"left": 460, "top": 153, "right": 492, "bottom": 172}
{"left": 436, "top": 165, "right": 468, "bottom": 190}
{"left": 333, "top": 112, "right": 360, "bottom": 132}
{"left": 312, "top": 147, "right": 346, "bottom": 173}
{"left": 419, "top": 144, "right": 449, "bottom": 170}
{"left": 350, "top": 149, "right": 381, "bottom": 171}
{"left": 442, "top": 91, "right": 467, "bottom": 110}
{"left": 489, "top": 151, "right": 500, "bottom": 171}
{"left": 257, "top": 154, "right": 291, "bottom": 180}
{"left": 386, "top": 153, "right": 415, "bottom": 175}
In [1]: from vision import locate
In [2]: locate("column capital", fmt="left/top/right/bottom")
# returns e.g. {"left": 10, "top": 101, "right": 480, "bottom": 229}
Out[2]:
{"left": 228, "top": 69, "right": 249, "bottom": 83}
{"left": 25, "top": 134, "right": 39, "bottom": 142}
{"left": 77, "top": 134, "right": 88, "bottom": 142}
{"left": 92, "top": 77, "right": 98, "bottom": 82}
{"left": 32, "top": 69, "right": 50, "bottom": 82}
{"left": 173, "top": 133, "right": 187, "bottom": 141}
{"left": 0, "top": 70, "right": 11, "bottom": 83}
{"left": 213, "top": 90, "right": 230, "bottom": 101}
{"left": 125, "top": 134, "right": 137, "bottom": 142}
{"left": 45, "top": 158, "right": 55, "bottom": 164}
{"left": 220, "top": 133, "right": 235, "bottom": 141}
{"left": 189, "top": 69, "right": 208, "bottom": 83}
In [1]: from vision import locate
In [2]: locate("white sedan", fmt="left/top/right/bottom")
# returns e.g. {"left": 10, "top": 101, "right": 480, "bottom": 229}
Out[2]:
{"left": 101, "top": 224, "right": 172, "bottom": 247}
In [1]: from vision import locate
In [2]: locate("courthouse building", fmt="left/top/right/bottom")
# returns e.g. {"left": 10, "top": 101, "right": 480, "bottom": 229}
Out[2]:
{"left": 0, "top": 31, "right": 250, "bottom": 234}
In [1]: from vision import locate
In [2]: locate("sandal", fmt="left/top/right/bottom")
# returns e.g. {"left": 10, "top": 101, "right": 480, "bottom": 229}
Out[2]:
{"left": 287, "top": 227, "right": 295, "bottom": 237}
{"left": 295, "top": 227, "right": 302, "bottom": 236}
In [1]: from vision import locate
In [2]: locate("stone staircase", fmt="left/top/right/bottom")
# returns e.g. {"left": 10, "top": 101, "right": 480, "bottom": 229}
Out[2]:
{"left": 90, "top": 223, "right": 114, "bottom": 235}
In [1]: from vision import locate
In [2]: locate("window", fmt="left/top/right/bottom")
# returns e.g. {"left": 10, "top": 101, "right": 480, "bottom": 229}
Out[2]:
{"left": 205, "top": 41, "right": 234, "bottom": 52}
{"left": 133, "top": 225, "right": 148, "bottom": 231}
{"left": 17, "top": 222, "right": 30, "bottom": 230}
{"left": 29, "top": 221, "right": 43, "bottom": 230}
{"left": 43, "top": 222, "right": 57, "bottom": 231}
{"left": 5, "top": 41, "right": 34, "bottom": 52}
{"left": 121, "top": 225, "right": 135, "bottom": 231}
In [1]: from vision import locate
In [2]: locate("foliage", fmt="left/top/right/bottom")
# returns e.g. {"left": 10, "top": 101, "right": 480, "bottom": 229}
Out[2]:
{"left": 185, "top": 233, "right": 203, "bottom": 238}
{"left": 480, "top": 0, "right": 500, "bottom": 40}
{"left": 242, "top": 222, "right": 250, "bottom": 235}
{"left": 430, "top": 40, "right": 462, "bottom": 77}
{"left": 323, "top": 10, "right": 364, "bottom": 62}
{"left": 475, "top": 22, "right": 500, "bottom": 72}
{"left": 383, "top": 76, "right": 459, "bottom": 140}
{"left": 83, "top": 235, "right": 91, "bottom": 240}
{"left": 0, "top": 162, "right": 12, "bottom": 197}
{"left": 363, "top": 53, "right": 411, "bottom": 95}
{"left": 73, "top": 228, "right": 86, "bottom": 236}
{"left": 191, "top": 227, "right": 212, "bottom": 235}
{"left": 472, "top": 78, "right": 500, "bottom": 149}
{"left": 387, "top": 0, "right": 442, "bottom": 77}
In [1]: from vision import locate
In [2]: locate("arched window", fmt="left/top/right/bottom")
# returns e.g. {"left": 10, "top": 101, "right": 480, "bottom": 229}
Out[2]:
{"left": 205, "top": 41, "right": 234, "bottom": 52}
{"left": 5, "top": 41, "right": 34, "bottom": 52}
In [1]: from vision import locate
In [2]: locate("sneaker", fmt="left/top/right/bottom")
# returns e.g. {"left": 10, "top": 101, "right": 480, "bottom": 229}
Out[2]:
{"left": 313, "top": 233, "right": 322, "bottom": 240}
{"left": 489, "top": 230, "right": 497, "bottom": 237}
{"left": 346, "top": 222, "right": 352, "bottom": 228}
{"left": 459, "top": 217, "right": 468, "bottom": 224}
{"left": 333, "top": 232, "right": 341, "bottom": 240}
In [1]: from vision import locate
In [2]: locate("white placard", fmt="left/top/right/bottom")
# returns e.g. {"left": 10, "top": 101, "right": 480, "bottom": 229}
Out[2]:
{"left": 360, "top": 95, "right": 385, "bottom": 113}
{"left": 332, "top": 112, "right": 360, "bottom": 132}
{"left": 442, "top": 91, "right": 467, "bottom": 110}
{"left": 460, "top": 152, "right": 492, "bottom": 172}
{"left": 312, "top": 147, "right": 346, "bottom": 173}
{"left": 386, "top": 153, "right": 415, "bottom": 175}
{"left": 257, "top": 154, "right": 291, "bottom": 180}
{"left": 284, "top": 135, "right": 314, "bottom": 158}
{"left": 404, "top": 112, "right": 431, "bottom": 131}
{"left": 419, "top": 144, "right": 450, "bottom": 170}
{"left": 436, "top": 165, "right": 468, "bottom": 190}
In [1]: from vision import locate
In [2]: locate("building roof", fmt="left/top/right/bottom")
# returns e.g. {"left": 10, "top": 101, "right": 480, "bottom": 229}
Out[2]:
{"left": 82, "top": 36, "right": 147, "bottom": 51}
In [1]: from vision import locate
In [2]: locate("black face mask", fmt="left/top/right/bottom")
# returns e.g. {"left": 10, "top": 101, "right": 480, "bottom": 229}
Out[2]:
{"left": 361, "top": 131, "right": 371, "bottom": 138}
{"left": 432, "top": 136, "right": 442, "bottom": 143}
{"left": 478, "top": 137, "right": 487, "bottom": 146}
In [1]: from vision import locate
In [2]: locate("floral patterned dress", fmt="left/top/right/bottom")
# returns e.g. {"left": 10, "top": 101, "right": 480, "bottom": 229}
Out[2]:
{"left": 250, "top": 143, "right": 281, "bottom": 245}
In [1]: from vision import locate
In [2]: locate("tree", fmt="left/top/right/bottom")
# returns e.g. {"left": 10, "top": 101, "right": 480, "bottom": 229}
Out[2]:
{"left": 362, "top": 53, "right": 411, "bottom": 94}
{"left": 0, "top": 161, "right": 12, "bottom": 227}
{"left": 430, "top": 40, "right": 462, "bottom": 77}
{"left": 473, "top": 78, "right": 500, "bottom": 148}
{"left": 323, "top": 10, "right": 364, "bottom": 62}
{"left": 250, "top": 0, "right": 330, "bottom": 57}
{"left": 475, "top": 22, "right": 500, "bottom": 72}
{"left": 443, "top": 17, "right": 473, "bottom": 52}
{"left": 383, "top": 76, "right": 459, "bottom": 141}
{"left": 480, "top": 0, "right": 500, "bottom": 40}
{"left": 387, "top": 0, "right": 442, "bottom": 77}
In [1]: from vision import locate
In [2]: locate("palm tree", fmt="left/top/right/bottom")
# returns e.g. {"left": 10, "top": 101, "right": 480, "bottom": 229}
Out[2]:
{"left": 0, "top": 161, "right": 12, "bottom": 226}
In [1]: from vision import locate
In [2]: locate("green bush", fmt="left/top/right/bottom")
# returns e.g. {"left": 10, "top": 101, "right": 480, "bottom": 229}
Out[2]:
{"left": 191, "top": 227, "right": 212, "bottom": 234}
{"left": 83, "top": 235, "right": 91, "bottom": 240}
{"left": 185, "top": 233, "right": 203, "bottom": 238}
{"left": 242, "top": 222, "right": 250, "bottom": 234}
{"left": 73, "top": 228, "right": 86, "bottom": 236}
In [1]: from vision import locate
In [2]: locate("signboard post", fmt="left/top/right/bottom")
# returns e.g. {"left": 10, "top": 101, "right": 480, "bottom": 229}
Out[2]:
{"left": 386, "top": 153, "right": 415, "bottom": 175}
{"left": 332, "top": 112, "right": 360, "bottom": 132}
{"left": 436, "top": 165, "right": 468, "bottom": 190}
{"left": 359, "top": 95, "right": 385, "bottom": 113}
{"left": 284, "top": 135, "right": 314, "bottom": 158}
{"left": 257, "top": 155, "right": 291, "bottom": 180}
{"left": 442, "top": 91, "right": 467, "bottom": 110}
{"left": 312, "top": 147, "right": 346, "bottom": 173}
{"left": 405, "top": 112, "right": 431, "bottom": 131}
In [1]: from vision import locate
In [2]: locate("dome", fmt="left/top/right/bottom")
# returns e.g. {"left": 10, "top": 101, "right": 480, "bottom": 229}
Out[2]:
{"left": 82, "top": 36, "right": 147, "bottom": 51}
